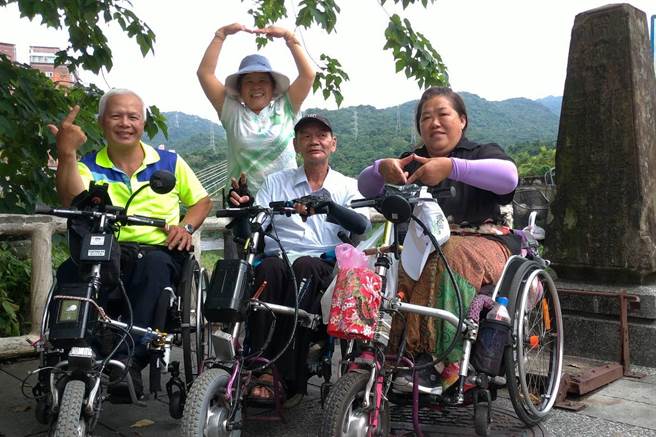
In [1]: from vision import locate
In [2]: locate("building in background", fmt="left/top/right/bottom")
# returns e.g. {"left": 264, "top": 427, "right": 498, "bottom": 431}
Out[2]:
{"left": 29, "top": 46, "right": 74, "bottom": 86}
{"left": 0, "top": 42, "right": 16, "bottom": 62}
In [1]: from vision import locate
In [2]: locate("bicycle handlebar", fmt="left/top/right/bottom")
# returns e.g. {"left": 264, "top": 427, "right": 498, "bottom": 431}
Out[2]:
{"left": 35, "top": 205, "right": 168, "bottom": 229}
{"left": 351, "top": 184, "right": 455, "bottom": 209}
{"left": 126, "top": 214, "right": 168, "bottom": 228}
{"left": 214, "top": 202, "right": 310, "bottom": 219}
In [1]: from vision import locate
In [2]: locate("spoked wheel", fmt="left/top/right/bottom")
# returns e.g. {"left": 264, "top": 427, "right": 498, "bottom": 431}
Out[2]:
{"left": 319, "top": 371, "right": 390, "bottom": 437}
{"left": 181, "top": 258, "right": 211, "bottom": 387}
{"left": 505, "top": 264, "right": 563, "bottom": 426}
{"left": 52, "top": 380, "right": 88, "bottom": 437}
{"left": 181, "top": 368, "right": 241, "bottom": 437}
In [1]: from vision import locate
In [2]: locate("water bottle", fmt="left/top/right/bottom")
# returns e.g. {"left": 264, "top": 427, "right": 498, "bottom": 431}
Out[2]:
{"left": 486, "top": 296, "right": 511, "bottom": 323}
{"left": 472, "top": 296, "right": 512, "bottom": 376}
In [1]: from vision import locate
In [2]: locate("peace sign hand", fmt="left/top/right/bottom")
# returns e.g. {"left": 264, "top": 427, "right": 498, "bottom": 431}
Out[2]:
{"left": 47, "top": 106, "right": 87, "bottom": 158}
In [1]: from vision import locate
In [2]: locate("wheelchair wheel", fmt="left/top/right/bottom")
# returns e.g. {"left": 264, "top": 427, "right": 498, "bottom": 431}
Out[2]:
{"left": 181, "top": 368, "right": 241, "bottom": 437}
{"left": 504, "top": 263, "right": 563, "bottom": 426}
{"left": 180, "top": 256, "right": 211, "bottom": 387}
{"left": 319, "top": 371, "right": 390, "bottom": 437}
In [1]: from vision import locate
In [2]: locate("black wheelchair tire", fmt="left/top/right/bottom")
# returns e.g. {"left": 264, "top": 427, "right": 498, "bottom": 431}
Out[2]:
{"left": 319, "top": 371, "right": 390, "bottom": 437}
{"left": 474, "top": 401, "right": 490, "bottom": 437}
{"left": 181, "top": 368, "right": 241, "bottom": 437}
{"left": 180, "top": 256, "right": 207, "bottom": 387}
{"left": 52, "top": 379, "right": 87, "bottom": 437}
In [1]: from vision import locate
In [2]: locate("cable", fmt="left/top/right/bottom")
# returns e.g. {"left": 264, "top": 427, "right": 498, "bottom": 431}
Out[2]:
{"left": 408, "top": 213, "right": 464, "bottom": 371}
{"left": 247, "top": 212, "right": 300, "bottom": 373}
{"left": 99, "top": 279, "right": 136, "bottom": 383}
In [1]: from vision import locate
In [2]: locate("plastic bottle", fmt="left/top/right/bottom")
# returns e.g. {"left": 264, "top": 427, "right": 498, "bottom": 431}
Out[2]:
{"left": 471, "top": 296, "right": 512, "bottom": 376}
{"left": 486, "top": 296, "right": 511, "bottom": 323}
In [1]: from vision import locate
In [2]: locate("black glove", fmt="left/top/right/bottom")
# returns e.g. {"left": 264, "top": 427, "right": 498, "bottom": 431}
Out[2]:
{"left": 228, "top": 173, "right": 253, "bottom": 208}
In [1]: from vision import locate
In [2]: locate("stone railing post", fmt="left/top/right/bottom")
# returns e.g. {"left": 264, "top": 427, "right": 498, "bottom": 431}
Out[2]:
{"left": 29, "top": 224, "right": 54, "bottom": 338}
{"left": 0, "top": 215, "right": 65, "bottom": 358}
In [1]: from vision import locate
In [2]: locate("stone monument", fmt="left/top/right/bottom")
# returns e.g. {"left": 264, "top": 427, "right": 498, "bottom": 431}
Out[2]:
{"left": 546, "top": 3, "right": 656, "bottom": 366}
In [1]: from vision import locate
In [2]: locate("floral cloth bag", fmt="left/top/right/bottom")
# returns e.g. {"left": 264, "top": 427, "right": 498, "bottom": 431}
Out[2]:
{"left": 327, "top": 243, "right": 382, "bottom": 340}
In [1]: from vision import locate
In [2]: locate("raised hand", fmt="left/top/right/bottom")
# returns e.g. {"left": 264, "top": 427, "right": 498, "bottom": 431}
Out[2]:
{"left": 215, "top": 23, "right": 254, "bottom": 39}
{"left": 225, "top": 23, "right": 253, "bottom": 35}
{"left": 253, "top": 25, "right": 292, "bottom": 40}
{"left": 47, "top": 105, "right": 87, "bottom": 158}
{"left": 229, "top": 172, "right": 251, "bottom": 206}
{"left": 407, "top": 155, "right": 453, "bottom": 186}
{"left": 379, "top": 154, "right": 415, "bottom": 185}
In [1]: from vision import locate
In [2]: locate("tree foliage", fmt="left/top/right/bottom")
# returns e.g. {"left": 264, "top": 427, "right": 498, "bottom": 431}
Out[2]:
{"left": 0, "top": 1, "right": 167, "bottom": 214}
{"left": 507, "top": 142, "right": 556, "bottom": 178}
{"left": 245, "top": 0, "right": 448, "bottom": 106}
{"left": 0, "top": 0, "right": 156, "bottom": 74}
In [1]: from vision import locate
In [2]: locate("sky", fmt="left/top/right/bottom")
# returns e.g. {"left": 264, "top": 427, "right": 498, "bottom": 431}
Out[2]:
{"left": 1, "top": 1, "right": 655, "bottom": 121}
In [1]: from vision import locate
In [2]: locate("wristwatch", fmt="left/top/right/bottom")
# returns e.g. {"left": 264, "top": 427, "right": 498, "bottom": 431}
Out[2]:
{"left": 182, "top": 223, "right": 195, "bottom": 234}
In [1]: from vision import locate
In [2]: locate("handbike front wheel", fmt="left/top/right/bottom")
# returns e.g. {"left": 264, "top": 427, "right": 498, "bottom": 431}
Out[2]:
{"left": 319, "top": 371, "right": 390, "bottom": 437}
{"left": 181, "top": 368, "right": 241, "bottom": 437}
{"left": 505, "top": 264, "right": 563, "bottom": 426}
{"left": 52, "top": 379, "right": 88, "bottom": 437}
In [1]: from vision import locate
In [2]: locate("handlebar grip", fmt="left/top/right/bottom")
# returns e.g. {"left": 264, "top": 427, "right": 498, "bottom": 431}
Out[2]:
{"left": 216, "top": 208, "right": 250, "bottom": 218}
{"left": 34, "top": 204, "right": 53, "bottom": 214}
{"left": 350, "top": 198, "right": 378, "bottom": 209}
{"left": 429, "top": 186, "right": 457, "bottom": 199}
{"left": 127, "top": 215, "right": 168, "bottom": 228}
{"left": 269, "top": 200, "right": 293, "bottom": 209}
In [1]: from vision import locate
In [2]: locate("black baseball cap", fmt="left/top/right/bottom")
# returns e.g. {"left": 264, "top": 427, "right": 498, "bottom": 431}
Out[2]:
{"left": 294, "top": 114, "right": 333, "bottom": 133}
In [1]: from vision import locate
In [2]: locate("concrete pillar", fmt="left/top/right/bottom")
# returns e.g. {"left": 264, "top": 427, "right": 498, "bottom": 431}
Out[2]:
{"left": 545, "top": 4, "right": 656, "bottom": 366}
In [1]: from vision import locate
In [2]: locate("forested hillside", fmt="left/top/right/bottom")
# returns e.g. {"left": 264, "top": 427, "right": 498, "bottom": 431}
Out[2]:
{"left": 159, "top": 93, "right": 559, "bottom": 178}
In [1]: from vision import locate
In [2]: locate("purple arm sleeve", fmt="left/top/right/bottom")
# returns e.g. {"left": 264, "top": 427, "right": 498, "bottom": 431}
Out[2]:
{"left": 358, "top": 159, "right": 385, "bottom": 198}
{"left": 449, "top": 158, "right": 518, "bottom": 195}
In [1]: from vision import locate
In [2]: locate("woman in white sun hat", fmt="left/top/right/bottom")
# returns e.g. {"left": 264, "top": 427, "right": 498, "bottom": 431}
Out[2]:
{"left": 197, "top": 23, "right": 315, "bottom": 191}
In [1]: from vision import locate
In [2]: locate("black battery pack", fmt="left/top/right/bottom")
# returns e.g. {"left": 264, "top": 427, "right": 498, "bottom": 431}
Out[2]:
{"left": 48, "top": 282, "right": 97, "bottom": 348}
{"left": 204, "top": 259, "right": 253, "bottom": 322}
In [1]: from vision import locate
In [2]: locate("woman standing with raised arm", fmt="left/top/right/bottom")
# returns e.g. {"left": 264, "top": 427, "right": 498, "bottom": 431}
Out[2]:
{"left": 197, "top": 23, "right": 315, "bottom": 191}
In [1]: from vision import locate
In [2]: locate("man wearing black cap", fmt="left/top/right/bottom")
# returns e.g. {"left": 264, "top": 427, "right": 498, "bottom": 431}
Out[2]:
{"left": 230, "top": 114, "right": 369, "bottom": 406}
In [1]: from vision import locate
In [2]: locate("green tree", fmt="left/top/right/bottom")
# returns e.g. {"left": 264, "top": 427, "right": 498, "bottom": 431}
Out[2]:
{"left": 0, "top": 0, "right": 167, "bottom": 214}
{"left": 509, "top": 145, "right": 556, "bottom": 178}
{"left": 247, "top": 0, "right": 449, "bottom": 106}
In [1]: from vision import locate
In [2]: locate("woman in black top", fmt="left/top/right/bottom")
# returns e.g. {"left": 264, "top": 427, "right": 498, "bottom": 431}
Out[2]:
{"left": 358, "top": 87, "right": 519, "bottom": 392}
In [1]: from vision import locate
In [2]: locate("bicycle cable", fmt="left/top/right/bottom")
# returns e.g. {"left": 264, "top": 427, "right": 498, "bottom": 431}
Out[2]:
{"left": 247, "top": 211, "right": 301, "bottom": 373}
{"left": 407, "top": 213, "right": 464, "bottom": 371}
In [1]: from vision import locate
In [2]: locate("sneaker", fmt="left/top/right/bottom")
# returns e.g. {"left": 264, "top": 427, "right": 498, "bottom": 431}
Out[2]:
{"left": 393, "top": 353, "right": 443, "bottom": 395}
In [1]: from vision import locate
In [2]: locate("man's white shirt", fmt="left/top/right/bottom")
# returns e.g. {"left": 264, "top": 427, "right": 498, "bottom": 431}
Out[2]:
{"left": 255, "top": 166, "right": 369, "bottom": 261}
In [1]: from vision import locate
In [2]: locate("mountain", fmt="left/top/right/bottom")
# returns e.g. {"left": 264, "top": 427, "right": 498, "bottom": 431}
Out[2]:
{"left": 157, "top": 95, "right": 560, "bottom": 178}
{"left": 148, "top": 111, "right": 226, "bottom": 153}
{"left": 535, "top": 95, "right": 563, "bottom": 116}
{"left": 304, "top": 93, "right": 559, "bottom": 176}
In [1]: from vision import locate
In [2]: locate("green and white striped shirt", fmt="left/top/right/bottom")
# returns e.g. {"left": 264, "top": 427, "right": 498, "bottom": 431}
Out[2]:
{"left": 220, "top": 93, "right": 299, "bottom": 191}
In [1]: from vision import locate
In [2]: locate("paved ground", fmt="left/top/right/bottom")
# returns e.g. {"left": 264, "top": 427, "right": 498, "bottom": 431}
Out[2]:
{"left": 0, "top": 355, "right": 655, "bottom": 437}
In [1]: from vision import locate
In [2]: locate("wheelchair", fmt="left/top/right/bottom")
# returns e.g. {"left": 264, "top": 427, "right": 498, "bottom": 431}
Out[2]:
{"left": 319, "top": 185, "right": 564, "bottom": 437}
{"left": 181, "top": 199, "right": 340, "bottom": 436}
{"left": 28, "top": 172, "right": 211, "bottom": 435}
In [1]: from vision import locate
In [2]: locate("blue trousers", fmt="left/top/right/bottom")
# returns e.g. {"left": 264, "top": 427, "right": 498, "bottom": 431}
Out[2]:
{"left": 57, "top": 245, "right": 184, "bottom": 366}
